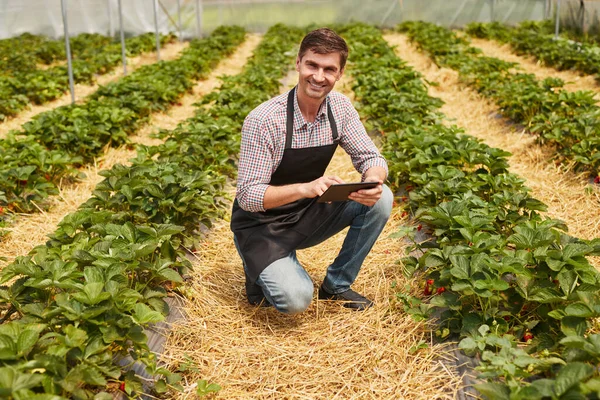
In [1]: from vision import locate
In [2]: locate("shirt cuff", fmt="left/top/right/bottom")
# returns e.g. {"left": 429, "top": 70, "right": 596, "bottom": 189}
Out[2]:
{"left": 238, "top": 183, "right": 269, "bottom": 213}
{"left": 360, "top": 158, "right": 389, "bottom": 181}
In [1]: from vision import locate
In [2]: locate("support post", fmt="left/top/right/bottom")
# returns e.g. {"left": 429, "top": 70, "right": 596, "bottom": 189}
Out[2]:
{"left": 153, "top": 0, "right": 161, "bottom": 60}
{"left": 555, "top": 0, "right": 561, "bottom": 39}
{"left": 118, "top": 0, "right": 127, "bottom": 75}
{"left": 60, "top": 0, "right": 76, "bottom": 104}
{"left": 107, "top": 0, "right": 114, "bottom": 38}
{"left": 196, "top": 0, "right": 203, "bottom": 38}
{"left": 176, "top": 0, "right": 182, "bottom": 41}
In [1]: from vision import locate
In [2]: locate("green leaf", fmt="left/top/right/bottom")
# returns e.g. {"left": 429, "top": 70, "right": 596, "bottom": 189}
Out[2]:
{"left": 196, "top": 379, "right": 221, "bottom": 397}
{"left": 561, "top": 316, "right": 587, "bottom": 337}
{"left": 132, "top": 303, "right": 164, "bottom": 325}
{"left": 554, "top": 362, "right": 593, "bottom": 396}
{"left": 473, "top": 382, "right": 510, "bottom": 400}
{"left": 565, "top": 302, "right": 595, "bottom": 318}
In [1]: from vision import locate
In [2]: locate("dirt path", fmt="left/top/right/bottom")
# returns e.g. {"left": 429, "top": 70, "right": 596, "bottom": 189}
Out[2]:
{"left": 0, "top": 34, "right": 262, "bottom": 264}
{"left": 383, "top": 33, "right": 600, "bottom": 249}
{"left": 161, "top": 75, "right": 462, "bottom": 399}
{"left": 0, "top": 41, "right": 189, "bottom": 139}
{"left": 469, "top": 37, "right": 600, "bottom": 98}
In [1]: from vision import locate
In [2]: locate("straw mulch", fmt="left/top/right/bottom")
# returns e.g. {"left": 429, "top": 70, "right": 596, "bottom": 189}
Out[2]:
{"left": 384, "top": 33, "right": 600, "bottom": 265}
{"left": 469, "top": 37, "right": 600, "bottom": 99}
{"left": 0, "top": 35, "right": 261, "bottom": 265}
{"left": 0, "top": 41, "right": 189, "bottom": 139}
{"left": 160, "top": 76, "right": 462, "bottom": 399}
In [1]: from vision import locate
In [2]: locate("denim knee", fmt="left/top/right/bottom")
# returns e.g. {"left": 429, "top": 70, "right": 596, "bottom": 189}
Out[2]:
{"left": 371, "top": 184, "right": 393, "bottom": 220}
{"left": 277, "top": 282, "right": 313, "bottom": 315}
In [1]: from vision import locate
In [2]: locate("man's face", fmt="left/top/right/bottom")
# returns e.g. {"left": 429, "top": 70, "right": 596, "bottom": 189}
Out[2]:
{"left": 295, "top": 49, "right": 344, "bottom": 102}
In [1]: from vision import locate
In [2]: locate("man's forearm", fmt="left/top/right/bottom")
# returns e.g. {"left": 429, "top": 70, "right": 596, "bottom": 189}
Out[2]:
{"left": 263, "top": 183, "right": 305, "bottom": 210}
{"left": 364, "top": 166, "right": 387, "bottom": 182}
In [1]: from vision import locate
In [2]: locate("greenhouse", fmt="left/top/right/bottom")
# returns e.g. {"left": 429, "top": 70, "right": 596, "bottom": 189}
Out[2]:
{"left": 1, "top": 0, "right": 600, "bottom": 399}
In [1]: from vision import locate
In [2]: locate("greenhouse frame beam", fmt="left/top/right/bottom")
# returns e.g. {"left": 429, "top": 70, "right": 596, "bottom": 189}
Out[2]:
{"left": 196, "top": 0, "right": 203, "bottom": 38}
{"left": 118, "top": 0, "right": 127, "bottom": 76}
{"left": 61, "top": 0, "right": 76, "bottom": 104}
{"left": 555, "top": 0, "right": 561, "bottom": 39}
{"left": 153, "top": 0, "right": 161, "bottom": 60}
{"left": 177, "top": 0, "right": 182, "bottom": 41}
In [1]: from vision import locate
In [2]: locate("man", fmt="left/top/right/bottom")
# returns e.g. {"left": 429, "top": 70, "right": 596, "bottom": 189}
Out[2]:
{"left": 231, "top": 27, "right": 392, "bottom": 314}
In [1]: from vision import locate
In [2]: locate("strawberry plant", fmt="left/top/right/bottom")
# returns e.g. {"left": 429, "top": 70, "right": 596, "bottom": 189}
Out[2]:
{"left": 0, "top": 32, "right": 176, "bottom": 120}
{"left": 400, "top": 21, "right": 600, "bottom": 179}
{"left": 0, "top": 24, "right": 304, "bottom": 398}
{"left": 342, "top": 22, "right": 600, "bottom": 399}
{"left": 0, "top": 26, "right": 245, "bottom": 221}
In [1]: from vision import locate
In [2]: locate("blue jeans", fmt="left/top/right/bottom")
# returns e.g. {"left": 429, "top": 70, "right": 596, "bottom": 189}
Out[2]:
{"left": 236, "top": 185, "right": 393, "bottom": 314}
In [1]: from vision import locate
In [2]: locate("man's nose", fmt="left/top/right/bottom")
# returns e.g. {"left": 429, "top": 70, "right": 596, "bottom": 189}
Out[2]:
{"left": 313, "top": 69, "right": 325, "bottom": 82}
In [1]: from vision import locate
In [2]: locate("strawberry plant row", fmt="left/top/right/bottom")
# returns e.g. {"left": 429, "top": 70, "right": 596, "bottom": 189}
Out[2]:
{"left": 466, "top": 21, "right": 600, "bottom": 80}
{"left": 0, "top": 26, "right": 245, "bottom": 219}
{"left": 343, "top": 22, "right": 600, "bottom": 399}
{"left": 0, "top": 32, "right": 176, "bottom": 121}
{"left": 399, "top": 21, "right": 600, "bottom": 180}
{"left": 0, "top": 24, "right": 303, "bottom": 399}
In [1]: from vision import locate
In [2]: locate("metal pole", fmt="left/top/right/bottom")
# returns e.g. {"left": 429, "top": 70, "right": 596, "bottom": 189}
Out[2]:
{"left": 177, "top": 0, "right": 182, "bottom": 42}
{"left": 107, "top": 0, "right": 114, "bottom": 38}
{"left": 61, "top": 0, "right": 75, "bottom": 104}
{"left": 153, "top": 0, "right": 161, "bottom": 60}
{"left": 118, "top": 0, "right": 127, "bottom": 75}
{"left": 196, "top": 0, "right": 202, "bottom": 38}
{"left": 555, "top": 0, "right": 561, "bottom": 39}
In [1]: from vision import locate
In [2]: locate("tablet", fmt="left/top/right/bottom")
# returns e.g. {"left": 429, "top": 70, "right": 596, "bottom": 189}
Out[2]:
{"left": 317, "top": 181, "right": 380, "bottom": 203}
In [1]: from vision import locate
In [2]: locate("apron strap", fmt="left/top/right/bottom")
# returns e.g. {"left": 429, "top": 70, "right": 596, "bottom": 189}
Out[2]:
{"left": 285, "top": 87, "right": 339, "bottom": 150}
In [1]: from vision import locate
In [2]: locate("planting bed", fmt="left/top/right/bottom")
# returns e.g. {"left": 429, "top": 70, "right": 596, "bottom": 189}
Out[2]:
{"left": 2, "top": 20, "right": 600, "bottom": 400}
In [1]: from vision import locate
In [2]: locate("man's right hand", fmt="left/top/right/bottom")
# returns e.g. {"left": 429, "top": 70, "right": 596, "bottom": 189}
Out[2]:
{"left": 263, "top": 175, "right": 344, "bottom": 210}
{"left": 299, "top": 175, "right": 345, "bottom": 198}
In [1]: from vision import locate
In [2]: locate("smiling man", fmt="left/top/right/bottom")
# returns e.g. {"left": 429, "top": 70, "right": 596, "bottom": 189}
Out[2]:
{"left": 230, "top": 28, "right": 392, "bottom": 314}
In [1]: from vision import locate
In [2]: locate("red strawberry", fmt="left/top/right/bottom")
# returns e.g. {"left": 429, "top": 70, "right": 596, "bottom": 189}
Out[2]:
{"left": 426, "top": 279, "right": 434, "bottom": 285}
{"left": 503, "top": 316, "right": 510, "bottom": 321}
{"left": 417, "top": 224, "right": 422, "bottom": 231}
{"left": 523, "top": 332, "right": 534, "bottom": 341}
{"left": 0, "top": 206, "right": 4, "bottom": 214}
{"left": 423, "top": 286, "right": 433, "bottom": 296}
{"left": 401, "top": 211, "right": 408, "bottom": 218}
{"left": 119, "top": 382, "right": 126, "bottom": 392}
{"left": 436, "top": 287, "right": 446, "bottom": 294}
{"left": 594, "top": 176, "right": 600, "bottom": 184}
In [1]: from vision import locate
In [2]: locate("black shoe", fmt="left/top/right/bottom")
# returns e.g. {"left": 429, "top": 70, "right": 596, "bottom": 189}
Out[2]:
{"left": 245, "top": 274, "right": 271, "bottom": 307}
{"left": 318, "top": 286, "right": 373, "bottom": 310}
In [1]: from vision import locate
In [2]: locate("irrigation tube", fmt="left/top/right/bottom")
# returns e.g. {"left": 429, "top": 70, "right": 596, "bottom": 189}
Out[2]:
{"left": 153, "top": 0, "right": 161, "bottom": 60}
{"left": 118, "top": 0, "right": 127, "bottom": 75}
{"left": 60, "top": 0, "right": 75, "bottom": 104}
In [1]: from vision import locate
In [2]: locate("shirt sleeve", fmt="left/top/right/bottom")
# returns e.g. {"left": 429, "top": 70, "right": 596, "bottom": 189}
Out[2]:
{"left": 236, "top": 116, "right": 273, "bottom": 212}
{"left": 339, "top": 100, "right": 389, "bottom": 181}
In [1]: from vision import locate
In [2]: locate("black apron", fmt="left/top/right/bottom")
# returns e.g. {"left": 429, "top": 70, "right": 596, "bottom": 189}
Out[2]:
{"left": 231, "top": 87, "right": 346, "bottom": 283}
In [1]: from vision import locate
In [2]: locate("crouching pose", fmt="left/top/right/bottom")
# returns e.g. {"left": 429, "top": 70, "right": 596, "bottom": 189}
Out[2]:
{"left": 231, "top": 27, "right": 392, "bottom": 314}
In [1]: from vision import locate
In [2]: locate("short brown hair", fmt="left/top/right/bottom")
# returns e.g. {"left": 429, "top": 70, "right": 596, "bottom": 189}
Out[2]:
{"left": 298, "top": 28, "right": 348, "bottom": 70}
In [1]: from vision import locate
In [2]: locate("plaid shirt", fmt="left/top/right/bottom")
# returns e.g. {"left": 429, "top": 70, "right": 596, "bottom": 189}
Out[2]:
{"left": 236, "top": 88, "right": 389, "bottom": 212}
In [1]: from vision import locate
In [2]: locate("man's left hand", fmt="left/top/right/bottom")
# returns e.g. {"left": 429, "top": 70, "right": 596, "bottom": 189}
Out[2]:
{"left": 348, "top": 179, "right": 383, "bottom": 207}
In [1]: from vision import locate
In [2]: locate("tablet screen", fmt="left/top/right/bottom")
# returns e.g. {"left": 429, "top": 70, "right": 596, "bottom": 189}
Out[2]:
{"left": 317, "top": 181, "right": 380, "bottom": 203}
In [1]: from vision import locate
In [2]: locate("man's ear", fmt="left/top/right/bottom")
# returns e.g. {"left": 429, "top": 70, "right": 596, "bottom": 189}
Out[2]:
{"left": 337, "top": 67, "right": 345, "bottom": 81}
{"left": 295, "top": 56, "right": 301, "bottom": 72}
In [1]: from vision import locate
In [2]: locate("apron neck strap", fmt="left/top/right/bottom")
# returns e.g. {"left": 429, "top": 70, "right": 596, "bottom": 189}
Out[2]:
{"left": 285, "top": 87, "right": 339, "bottom": 150}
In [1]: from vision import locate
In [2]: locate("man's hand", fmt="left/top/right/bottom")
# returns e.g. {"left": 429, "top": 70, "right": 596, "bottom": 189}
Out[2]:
{"left": 348, "top": 179, "right": 383, "bottom": 207}
{"left": 348, "top": 166, "right": 387, "bottom": 207}
{"left": 300, "top": 175, "right": 345, "bottom": 198}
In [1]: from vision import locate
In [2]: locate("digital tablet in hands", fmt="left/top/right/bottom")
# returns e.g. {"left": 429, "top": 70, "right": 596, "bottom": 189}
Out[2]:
{"left": 317, "top": 181, "right": 380, "bottom": 203}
